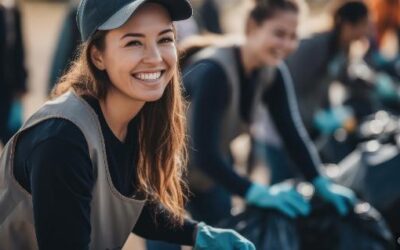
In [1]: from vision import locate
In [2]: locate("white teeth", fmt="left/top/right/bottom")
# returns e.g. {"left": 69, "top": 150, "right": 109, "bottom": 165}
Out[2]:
{"left": 134, "top": 71, "right": 162, "bottom": 81}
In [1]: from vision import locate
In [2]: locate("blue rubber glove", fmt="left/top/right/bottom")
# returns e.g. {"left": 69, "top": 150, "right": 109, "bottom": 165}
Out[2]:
{"left": 245, "top": 182, "right": 310, "bottom": 218}
{"left": 375, "top": 73, "right": 398, "bottom": 101}
{"left": 314, "top": 106, "right": 353, "bottom": 134}
{"left": 312, "top": 176, "right": 356, "bottom": 216}
{"left": 194, "top": 222, "right": 255, "bottom": 250}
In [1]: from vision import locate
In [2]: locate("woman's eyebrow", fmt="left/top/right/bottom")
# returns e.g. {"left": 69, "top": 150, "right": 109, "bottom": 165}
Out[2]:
{"left": 122, "top": 33, "right": 144, "bottom": 39}
{"left": 159, "top": 28, "right": 174, "bottom": 35}
{"left": 121, "top": 28, "right": 174, "bottom": 39}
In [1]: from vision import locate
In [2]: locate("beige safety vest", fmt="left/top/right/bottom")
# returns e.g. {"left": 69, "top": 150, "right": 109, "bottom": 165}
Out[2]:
{"left": 186, "top": 46, "right": 275, "bottom": 190}
{"left": 0, "top": 91, "right": 145, "bottom": 250}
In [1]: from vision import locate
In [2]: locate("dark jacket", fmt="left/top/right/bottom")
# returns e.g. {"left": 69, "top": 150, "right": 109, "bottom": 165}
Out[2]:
{"left": 286, "top": 31, "right": 340, "bottom": 133}
{"left": 0, "top": 5, "right": 27, "bottom": 96}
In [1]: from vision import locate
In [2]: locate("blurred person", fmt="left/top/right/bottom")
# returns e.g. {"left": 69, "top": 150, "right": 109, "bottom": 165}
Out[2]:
{"left": 183, "top": 0, "right": 356, "bottom": 228}
{"left": 258, "top": 1, "right": 370, "bottom": 176}
{"left": 0, "top": 0, "right": 27, "bottom": 145}
{"left": 367, "top": 0, "right": 400, "bottom": 49}
{"left": 48, "top": 0, "right": 80, "bottom": 93}
{"left": 365, "top": 0, "right": 400, "bottom": 79}
{"left": 286, "top": 1, "right": 370, "bottom": 138}
{"left": 0, "top": 0, "right": 256, "bottom": 249}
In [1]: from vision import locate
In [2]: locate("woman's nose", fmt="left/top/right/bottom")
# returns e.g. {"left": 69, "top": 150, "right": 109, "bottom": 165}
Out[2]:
{"left": 142, "top": 44, "right": 163, "bottom": 64}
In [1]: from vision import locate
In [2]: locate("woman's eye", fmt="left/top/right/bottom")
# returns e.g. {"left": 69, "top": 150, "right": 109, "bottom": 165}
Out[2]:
{"left": 159, "top": 37, "right": 174, "bottom": 44}
{"left": 126, "top": 40, "right": 142, "bottom": 47}
{"left": 273, "top": 30, "right": 286, "bottom": 39}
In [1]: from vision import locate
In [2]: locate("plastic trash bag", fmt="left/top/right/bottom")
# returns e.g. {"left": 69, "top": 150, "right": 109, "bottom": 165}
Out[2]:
{"left": 219, "top": 207, "right": 299, "bottom": 250}
{"left": 219, "top": 197, "right": 394, "bottom": 250}
{"left": 332, "top": 144, "right": 400, "bottom": 248}
{"left": 334, "top": 144, "right": 400, "bottom": 212}
{"left": 298, "top": 198, "right": 394, "bottom": 250}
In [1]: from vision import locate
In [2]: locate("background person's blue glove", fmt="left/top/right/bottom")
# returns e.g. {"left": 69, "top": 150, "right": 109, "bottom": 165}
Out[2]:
{"left": 194, "top": 222, "right": 255, "bottom": 250}
{"left": 312, "top": 176, "right": 356, "bottom": 216}
{"left": 7, "top": 99, "right": 23, "bottom": 133}
{"left": 314, "top": 106, "right": 353, "bottom": 134}
{"left": 245, "top": 182, "right": 310, "bottom": 218}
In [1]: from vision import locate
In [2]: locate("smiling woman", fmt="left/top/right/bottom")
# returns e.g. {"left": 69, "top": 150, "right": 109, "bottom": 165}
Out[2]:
{"left": 0, "top": 0, "right": 255, "bottom": 250}
{"left": 91, "top": 4, "right": 177, "bottom": 105}
{"left": 182, "top": 0, "right": 356, "bottom": 229}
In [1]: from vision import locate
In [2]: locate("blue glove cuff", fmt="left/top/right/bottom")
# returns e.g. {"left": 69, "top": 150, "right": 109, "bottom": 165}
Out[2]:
{"left": 312, "top": 176, "right": 329, "bottom": 189}
{"left": 245, "top": 183, "right": 261, "bottom": 202}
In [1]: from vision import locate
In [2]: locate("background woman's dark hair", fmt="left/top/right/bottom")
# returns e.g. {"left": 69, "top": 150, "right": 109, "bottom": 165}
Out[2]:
{"left": 333, "top": 1, "right": 369, "bottom": 29}
{"left": 249, "top": 0, "right": 299, "bottom": 25}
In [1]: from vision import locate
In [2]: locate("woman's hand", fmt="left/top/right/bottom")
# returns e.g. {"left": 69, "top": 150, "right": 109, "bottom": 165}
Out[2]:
{"left": 312, "top": 176, "right": 356, "bottom": 216}
{"left": 194, "top": 222, "right": 255, "bottom": 250}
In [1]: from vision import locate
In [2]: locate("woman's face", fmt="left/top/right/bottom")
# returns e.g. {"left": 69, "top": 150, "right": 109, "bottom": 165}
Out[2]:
{"left": 92, "top": 3, "right": 177, "bottom": 103}
{"left": 248, "top": 11, "right": 299, "bottom": 66}
{"left": 340, "top": 18, "right": 369, "bottom": 47}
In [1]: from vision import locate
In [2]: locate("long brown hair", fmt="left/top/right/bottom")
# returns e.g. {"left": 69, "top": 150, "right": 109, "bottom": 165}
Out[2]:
{"left": 52, "top": 30, "right": 188, "bottom": 224}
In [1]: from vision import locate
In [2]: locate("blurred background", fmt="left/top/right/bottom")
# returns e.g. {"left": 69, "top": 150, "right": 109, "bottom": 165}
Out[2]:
{"left": 12, "top": 0, "right": 336, "bottom": 121}
{"left": 1, "top": 0, "right": 399, "bottom": 249}
{"left": 9, "top": 0, "right": 397, "bottom": 121}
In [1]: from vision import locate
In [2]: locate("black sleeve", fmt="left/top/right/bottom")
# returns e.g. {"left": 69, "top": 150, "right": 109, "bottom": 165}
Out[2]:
{"left": 133, "top": 202, "right": 197, "bottom": 246}
{"left": 263, "top": 64, "right": 321, "bottom": 180}
{"left": 25, "top": 126, "right": 93, "bottom": 249}
{"left": 183, "top": 61, "right": 252, "bottom": 197}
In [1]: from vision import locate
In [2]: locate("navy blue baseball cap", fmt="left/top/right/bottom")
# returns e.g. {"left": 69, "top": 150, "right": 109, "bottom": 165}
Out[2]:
{"left": 77, "top": 0, "right": 193, "bottom": 41}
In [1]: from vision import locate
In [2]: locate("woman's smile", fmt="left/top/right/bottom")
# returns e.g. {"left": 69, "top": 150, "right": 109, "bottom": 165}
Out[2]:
{"left": 133, "top": 70, "right": 164, "bottom": 81}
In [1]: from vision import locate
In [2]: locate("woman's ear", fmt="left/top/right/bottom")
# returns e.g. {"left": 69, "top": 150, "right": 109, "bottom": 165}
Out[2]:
{"left": 90, "top": 45, "right": 106, "bottom": 70}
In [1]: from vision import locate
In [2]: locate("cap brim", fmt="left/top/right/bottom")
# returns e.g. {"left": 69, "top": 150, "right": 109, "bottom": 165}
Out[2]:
{"left": 98, "top": 0, "right": 192, "bottom": 31}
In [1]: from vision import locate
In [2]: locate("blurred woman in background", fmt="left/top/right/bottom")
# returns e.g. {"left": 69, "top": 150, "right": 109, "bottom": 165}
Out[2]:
{"left": 256, "top": 1, "right": 371, "bottom": 172}
{"left": 286, "top": 1, "right": 370, "bottom": 138}
{"left": 183, "top": 0, "right": 355, "bottom": 227}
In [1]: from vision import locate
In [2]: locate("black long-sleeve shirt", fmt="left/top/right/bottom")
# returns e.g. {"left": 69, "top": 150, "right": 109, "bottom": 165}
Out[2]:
{"left": 13, "top": 96, "right": 196, "bottom": 249}
{"left": 183, "top": 47, "right": 321, "bottom": 197}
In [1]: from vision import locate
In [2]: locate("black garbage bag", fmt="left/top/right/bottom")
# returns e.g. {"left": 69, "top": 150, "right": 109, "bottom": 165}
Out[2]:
{"left": 298, "top": 198, "right": 394, "bottom": 250}
{"left": 334, "top": 144, "right": 400, "bottom": 247}
{"left": 335, "top": 144, "right": 400, "bottom": 211}
{"left": 218, "top": 198, "right": 394, "bottom": 250}
{"left": 218, "top": 207, "right": 299, "bottom": 250}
